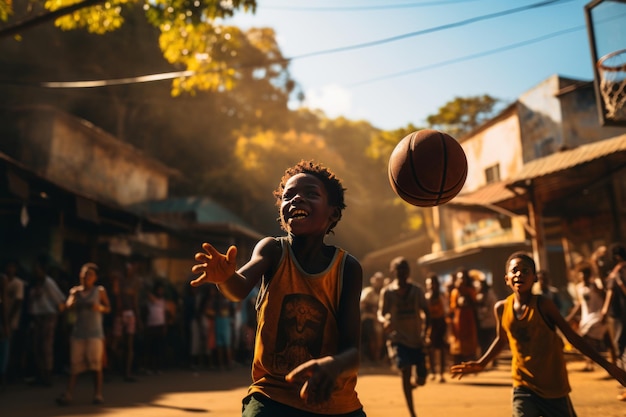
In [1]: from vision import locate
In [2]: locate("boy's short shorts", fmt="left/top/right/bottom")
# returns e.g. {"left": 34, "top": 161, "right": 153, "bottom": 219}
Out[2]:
{"left": 512, "top": 386, "right": 577, "bottom": 417}
{"left": 242, "top": 393, "right": 366, "bottom": 417}
{"left": 387, "top": 341, "right": 427, "bottom": 376}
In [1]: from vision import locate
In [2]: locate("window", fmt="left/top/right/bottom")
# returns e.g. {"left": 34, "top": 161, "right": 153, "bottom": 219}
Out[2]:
{"left": 484, "top": 164, "right": 500, "bottom": 184}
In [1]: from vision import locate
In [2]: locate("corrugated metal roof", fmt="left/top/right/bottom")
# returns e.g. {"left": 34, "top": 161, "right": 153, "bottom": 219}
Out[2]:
{"left": 510, "top": 134, "right": 626, "bottom": 184}
{"left": 453, "top": 180, "right": 517, "bottom": 206}
{"left": 447, "top": 134, "right": 626, "bottom": 208}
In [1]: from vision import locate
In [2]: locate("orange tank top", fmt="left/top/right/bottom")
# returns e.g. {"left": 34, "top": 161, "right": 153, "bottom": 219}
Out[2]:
{"left": 501, "top": 294, "right": 571, "bottom": 398}
{"left": 248, "top": 238, "right": 362, "bottom": 414}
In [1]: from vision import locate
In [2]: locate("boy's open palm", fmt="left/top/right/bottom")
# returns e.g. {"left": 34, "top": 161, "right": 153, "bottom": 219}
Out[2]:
{"left": 190, "top": 243, "right": 237, "bottom": 286}
{"left": 450, "top": 362, "right": 484, "bottom": 380}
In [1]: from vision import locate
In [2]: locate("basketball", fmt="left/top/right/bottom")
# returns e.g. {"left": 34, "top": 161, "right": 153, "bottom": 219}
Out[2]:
{"left": 388, "top": 129, "right": 467, "bottom": 207}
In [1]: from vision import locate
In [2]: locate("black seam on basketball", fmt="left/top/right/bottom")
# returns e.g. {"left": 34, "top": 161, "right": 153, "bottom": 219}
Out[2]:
{"left": 408, "top": 132, "right": 438, "bottom": 195}
{"left": 437, "top": 132, "right": 447, "bottom": 205}
{"left": 408, "top": 132, "right": 418, "bottom": 190}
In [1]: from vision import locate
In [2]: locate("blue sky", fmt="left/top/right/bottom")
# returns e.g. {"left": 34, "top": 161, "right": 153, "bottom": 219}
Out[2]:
{"left": 228, "top": 0, "right": 598, "bottom": 130}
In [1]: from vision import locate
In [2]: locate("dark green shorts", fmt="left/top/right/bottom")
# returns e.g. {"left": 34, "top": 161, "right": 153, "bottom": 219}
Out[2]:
{"left": 242, "top": 393, "right": 366, "bottom": 417}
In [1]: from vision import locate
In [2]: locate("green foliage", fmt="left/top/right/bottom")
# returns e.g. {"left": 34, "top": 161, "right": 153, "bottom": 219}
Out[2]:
{"left": 3, "top": 0, "right": 258, "bottom": 95}
{"left": 426, "top": 95, "right": 499, "bottom": 138}
{"left": 0, "top": 0, "right": 12, "bottom": 21}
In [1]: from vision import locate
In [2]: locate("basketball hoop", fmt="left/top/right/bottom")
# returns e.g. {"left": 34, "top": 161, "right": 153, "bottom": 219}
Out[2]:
{"left": 597, "top": 48, "right": 626, "bottom": 122}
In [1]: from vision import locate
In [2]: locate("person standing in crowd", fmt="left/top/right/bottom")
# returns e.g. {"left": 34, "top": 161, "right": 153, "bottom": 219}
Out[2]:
{"left": 28, "top": 254, "right": 66, "bottom": 387}
{"left": 213, "top": 289, "right": 234, "bottom": 371}
{"left": 111, "top": 259, "right": 141, "bottom": 382}
{"left": 1, "top": 259, "right": 25, "bottom": 387}
{"left": 360, "top": 271, "right": 385, "bottom": 365}
{"left": 144, "top": 281, "right": 168, "bottom": 375}
{"left": 424, "top": 272, "right": 448, "bottom": 383}
{"left": 566, "top": 261, "right": 611, "bottom": 371}
{"left": 56, "top": 263, "right": 110, "bottom": 405}
{"left": 379, "top": 256, "right": 430, "bottom": 417}
{"left": 449, "top": 268, "right": 478, "bottom": 365}
{"left": 475, "top": 278, "right": 498, "bottom": 367}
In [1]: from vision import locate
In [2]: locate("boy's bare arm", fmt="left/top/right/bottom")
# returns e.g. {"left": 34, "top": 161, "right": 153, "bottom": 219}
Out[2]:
{"left": 451, "top": 300, "right": 506, "bottom": 378}
{"left": 545, "top": 296, "right": 626, "bottom": 386}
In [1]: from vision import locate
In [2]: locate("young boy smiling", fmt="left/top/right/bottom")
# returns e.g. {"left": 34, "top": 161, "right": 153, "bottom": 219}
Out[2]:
{"left": 191, "top": 160, "right": 365, "bottom": 417}
{"left": 451, "top": 251, "right": 626, "bottom": 417}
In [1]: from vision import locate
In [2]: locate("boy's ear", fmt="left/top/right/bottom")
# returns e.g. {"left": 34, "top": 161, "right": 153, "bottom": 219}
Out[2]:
{"left": 330, "top": 207, "right": 341, "bottom": 222}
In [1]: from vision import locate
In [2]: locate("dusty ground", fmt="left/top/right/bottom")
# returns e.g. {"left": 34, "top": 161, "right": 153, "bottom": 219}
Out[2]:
{"left": 2, "top": 359, "right": 625, "bottom": 417}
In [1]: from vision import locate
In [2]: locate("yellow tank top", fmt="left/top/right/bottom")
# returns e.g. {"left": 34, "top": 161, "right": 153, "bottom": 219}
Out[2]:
{"left": 248, "top": 238, "right": 362, "bottom": 414}
{"left": 501, "top": 294, "right": 571, "bottom": 398}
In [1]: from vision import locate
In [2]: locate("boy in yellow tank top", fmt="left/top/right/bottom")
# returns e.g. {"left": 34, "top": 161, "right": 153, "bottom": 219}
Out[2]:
{"left": 191, "top": 160, "right": 365, "bottom": 417}
{"left": 451, "top": 252, "right": 626, "bottom": 417}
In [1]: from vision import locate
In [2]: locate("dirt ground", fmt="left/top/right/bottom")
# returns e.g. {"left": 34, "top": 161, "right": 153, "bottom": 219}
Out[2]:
{"left": 2, "top": 359, "right": 626, "bottom": 417}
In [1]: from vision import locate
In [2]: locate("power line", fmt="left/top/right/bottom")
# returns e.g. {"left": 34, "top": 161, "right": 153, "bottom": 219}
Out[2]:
{"left": 288, "top": 0, "right": 575, "bottom": 60}
{"left": 262, "top": 0, "right": 483, "bottom": 12}
{"left": 0, "top": 0, "right": 578, "bottom": 89}
{"left": 349, "top": 25, "right": 585, "bottom": 87}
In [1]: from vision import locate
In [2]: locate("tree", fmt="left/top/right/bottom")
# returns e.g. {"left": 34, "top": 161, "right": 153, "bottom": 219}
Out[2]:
{"left": 426, "top": 95, "right": 500, "bottom": 138}
{"left": 0, "top": 0, "right": 274, "bottom": 97}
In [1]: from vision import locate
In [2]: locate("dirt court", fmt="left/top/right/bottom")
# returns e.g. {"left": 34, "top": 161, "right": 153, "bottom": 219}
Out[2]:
{"left": 2, "top": 359, "right": 626, "bottom": 417}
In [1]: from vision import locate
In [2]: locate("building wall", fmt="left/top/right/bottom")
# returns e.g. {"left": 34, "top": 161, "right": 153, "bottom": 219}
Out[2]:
{"left": 461, "top": 111, "right": 524, "bottom": 191}
{"left": 3, "top": 106, "right": 172, "bottom": 207}
{"left": 47, "top": 115, "right": 169, "bottom": 206}
{"left": 517, "top": 75, "right": 565, "bottom": 162}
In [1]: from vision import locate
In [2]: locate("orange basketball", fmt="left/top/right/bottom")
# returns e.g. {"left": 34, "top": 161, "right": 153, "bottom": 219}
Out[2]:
{"left": 388, "top": 129, "right": 467, "bottom": 207}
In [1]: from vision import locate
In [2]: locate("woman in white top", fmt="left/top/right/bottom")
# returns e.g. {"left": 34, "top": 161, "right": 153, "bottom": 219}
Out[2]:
{"left": 566, "top": 261, "right": 608, "bottom": 371}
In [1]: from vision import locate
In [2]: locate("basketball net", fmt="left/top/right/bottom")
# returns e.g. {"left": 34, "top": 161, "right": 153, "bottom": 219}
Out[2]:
{"left": 597, "top": 48, "right": 626, "bottom": 122}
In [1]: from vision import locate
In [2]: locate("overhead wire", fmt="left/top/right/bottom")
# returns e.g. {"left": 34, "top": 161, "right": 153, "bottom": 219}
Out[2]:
{"left": 349, "top": 25, "right": 585, "bottom": 87}
{"left": 0, "top": 0, "right": 579, "bottom": 89}
{"left": 262, "top": 0, "right": 484, "bottom": 12}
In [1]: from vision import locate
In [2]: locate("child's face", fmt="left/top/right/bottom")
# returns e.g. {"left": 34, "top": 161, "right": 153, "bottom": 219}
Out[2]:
{"left": 279, "top": 173, "right": 338, "bottom": 236}
{"left": 505, "top": 257, "right": 536, "bottom": 294}
{"left": 82, "top": 269, "right": 98, "bottom": 287}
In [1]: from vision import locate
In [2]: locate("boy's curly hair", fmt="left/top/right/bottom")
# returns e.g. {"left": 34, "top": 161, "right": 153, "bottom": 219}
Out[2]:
{"left": 505, "top": 251, "right": 536, "bottom": 274}
{"left": 273, "top": 160, "right": 346, "bottom": 234}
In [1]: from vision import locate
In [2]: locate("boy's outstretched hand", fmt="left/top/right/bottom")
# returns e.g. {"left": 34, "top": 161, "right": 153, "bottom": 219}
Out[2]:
{"left": 450, "top": 361, "right": 484, "bottom": 380}
{"left": 190, "top": 243, "right": 237, "bottom": 286}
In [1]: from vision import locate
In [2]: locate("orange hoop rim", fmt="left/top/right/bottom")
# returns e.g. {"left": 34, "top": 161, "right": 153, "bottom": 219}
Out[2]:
{"left": 597, "top": 48, "right": 626, "bottom": 72}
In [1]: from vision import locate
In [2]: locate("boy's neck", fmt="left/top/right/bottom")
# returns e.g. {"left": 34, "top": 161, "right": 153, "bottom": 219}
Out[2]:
{"left": 513, "top": 290, "right": 533, "bottom": 304}
{"left": 288, "top": 234, "right": 334, "bottom": 274}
